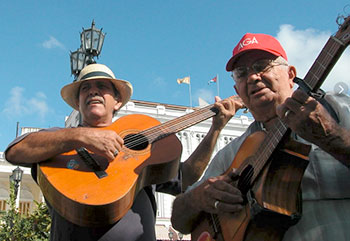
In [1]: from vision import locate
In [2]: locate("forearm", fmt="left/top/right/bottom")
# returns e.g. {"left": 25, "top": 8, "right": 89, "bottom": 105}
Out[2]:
{"left": 171, "top": 190, "right": 202, "bottom": 234}
{"left": 317, "top": 124, "right": 350, "bottom": 166}
{"left": 5, "top": 128, "right": 86, "bottom": 164}
{"left": 182, "top": 126, "right": 221, "bottom": 190}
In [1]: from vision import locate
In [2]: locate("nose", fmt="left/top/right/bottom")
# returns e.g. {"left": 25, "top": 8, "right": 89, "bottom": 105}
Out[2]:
{"left": 246, "top": 71, "right": 262, "bottom": 84}
{"left": 88, "top": 85, "right": 100, "bottom": 96}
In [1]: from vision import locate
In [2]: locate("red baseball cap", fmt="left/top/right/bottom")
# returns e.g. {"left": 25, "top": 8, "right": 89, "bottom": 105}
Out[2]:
{"left": 226, "top": 33, "right": 288, "bottom": 71}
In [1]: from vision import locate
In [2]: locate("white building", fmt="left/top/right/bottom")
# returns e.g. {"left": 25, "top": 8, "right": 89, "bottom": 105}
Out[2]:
{"left": 1, "top": 99, "right": 252, "bottom": 240}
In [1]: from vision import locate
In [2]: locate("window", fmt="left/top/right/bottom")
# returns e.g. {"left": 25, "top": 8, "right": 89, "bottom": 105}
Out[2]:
{"left": 0, "top": 200, "right": 6, "bottom": 211}
{"left": 19, "top": 201, "right": 31, "bottom": 216}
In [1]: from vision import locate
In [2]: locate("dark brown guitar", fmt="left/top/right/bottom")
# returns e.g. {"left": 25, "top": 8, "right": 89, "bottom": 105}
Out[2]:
{"left": 37, "top": 97, "right": 243, "bottom": 227}
{"left": 192, "top": 14, "right": 350, "bottom": 241}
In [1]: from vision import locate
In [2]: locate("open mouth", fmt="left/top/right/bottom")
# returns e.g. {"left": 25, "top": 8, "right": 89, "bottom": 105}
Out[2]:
{"left": 86, "top": 98, "right": 104, "bottom": 105}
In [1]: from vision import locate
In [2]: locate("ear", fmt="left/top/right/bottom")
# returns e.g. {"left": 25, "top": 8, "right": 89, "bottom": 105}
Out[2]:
{"left": 288, "top": 66, "right": 297, "bottom": 88}
{"left": 114, "top": 100, "right": 123, "bottom": 112}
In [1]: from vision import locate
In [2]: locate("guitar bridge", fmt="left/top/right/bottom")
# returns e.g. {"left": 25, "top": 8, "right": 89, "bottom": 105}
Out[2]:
{"left": 76, "top": 147, "right": 108, "bottom": 179}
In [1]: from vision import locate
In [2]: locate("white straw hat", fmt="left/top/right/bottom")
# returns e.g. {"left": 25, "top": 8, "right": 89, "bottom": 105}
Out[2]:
{"left": 61, "top": 63, "right": 133, "bottom": 110}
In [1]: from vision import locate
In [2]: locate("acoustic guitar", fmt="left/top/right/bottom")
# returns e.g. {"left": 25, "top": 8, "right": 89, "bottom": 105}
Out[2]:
{"left": 37, "top": 97, "right": 243, "bottom": 227}
{"left": 191, "top": 14, "right": 350, "bottom": 241}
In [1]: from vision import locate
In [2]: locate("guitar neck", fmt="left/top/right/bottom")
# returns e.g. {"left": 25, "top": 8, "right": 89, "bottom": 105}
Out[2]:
{"left": 141, "top": 104, "right": 218, "bottom": 143}
{"left": 304, "top": 36, "right": 347, "bottom": 91}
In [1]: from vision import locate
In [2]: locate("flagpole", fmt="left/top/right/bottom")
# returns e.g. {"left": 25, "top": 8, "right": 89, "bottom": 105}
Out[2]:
{"left": 216, "top": 74, "right": 220, "bottom": 97}
{"left": 189, "top": 75, "right": 192, "bottom": 108}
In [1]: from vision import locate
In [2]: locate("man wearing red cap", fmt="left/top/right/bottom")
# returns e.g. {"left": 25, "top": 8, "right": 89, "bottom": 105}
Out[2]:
{"left": 171, "top": 33, "right": 350, "bottom": 240}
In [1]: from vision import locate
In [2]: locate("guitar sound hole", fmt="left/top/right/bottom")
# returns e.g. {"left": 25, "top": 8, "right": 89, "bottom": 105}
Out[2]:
{"left": 124, "top": 133, "right": 149, "bottom": 151}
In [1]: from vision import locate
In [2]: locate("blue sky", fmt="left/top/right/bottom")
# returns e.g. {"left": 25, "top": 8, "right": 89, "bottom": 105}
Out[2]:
{"left": 1, "top": 0, "right": 350, "bottom": 151}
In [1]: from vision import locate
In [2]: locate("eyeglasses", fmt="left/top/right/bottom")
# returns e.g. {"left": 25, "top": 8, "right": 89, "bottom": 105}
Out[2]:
{"left": 231, "top": 58, "right": 288, "bottom": 83}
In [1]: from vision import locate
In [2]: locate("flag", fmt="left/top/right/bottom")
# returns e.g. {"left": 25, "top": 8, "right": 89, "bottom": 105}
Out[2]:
{"left": 177, "top": 76, "right": 190, "bottom": 84}
{"left": 208, "top": 76, "right": 217, "bottom": 85}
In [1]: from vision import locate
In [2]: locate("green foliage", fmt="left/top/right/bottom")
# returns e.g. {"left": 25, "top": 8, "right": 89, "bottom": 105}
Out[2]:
{"left": 0, "top": 182, "right": 51, "bottom": 241}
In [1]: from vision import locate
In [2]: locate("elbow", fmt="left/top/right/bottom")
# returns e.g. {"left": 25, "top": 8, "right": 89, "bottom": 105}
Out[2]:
{"left": 5, "top": 148, "right": 18, "bottom": 165}
{"left": 5, "top": 145, "right": 27, "bottom": 166}
{"left": 170, "top": 195, "right": 196, "bottom": 234}
{"left": 171, "top": 214, "right": 192, "bottom": 235}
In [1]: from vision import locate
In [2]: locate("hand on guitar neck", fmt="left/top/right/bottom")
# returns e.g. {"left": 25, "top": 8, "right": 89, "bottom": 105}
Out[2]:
{"left": 181, "top": 95, "right": 246, "bottom": 191}
{"left": 276, "top": 89, "right": 350, "bottom": 165}
{"left": 212, "top": 95, "right": 246, "bottom": 132}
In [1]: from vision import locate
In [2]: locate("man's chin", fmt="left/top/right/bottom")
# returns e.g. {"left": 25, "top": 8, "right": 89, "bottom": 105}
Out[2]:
{"left": 85, "top": 108, "right": 106, "bottom": 118}
{"left": 250, "top": 97, "right": 275, "bottom": 110}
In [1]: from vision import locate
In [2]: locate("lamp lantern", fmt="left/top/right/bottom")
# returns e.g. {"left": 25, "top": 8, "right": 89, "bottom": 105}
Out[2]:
{"left": 70, "top": 48, "right": 88, "bottom": 78}
{"left": 80, "top": 20, "right": 105, "bottom": 62}
{"left": 12, "top": 166, "right": 23, "bottom": 184}
{"left": 9, "top": 166, "right": 23, "bottom": 199}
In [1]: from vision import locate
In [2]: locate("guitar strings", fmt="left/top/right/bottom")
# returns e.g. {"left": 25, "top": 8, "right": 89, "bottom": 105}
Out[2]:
{"left": 121, "top": 104, "right": 216, "bottom": 150}
{"left": 121, "top": 96, "right": 245, "bottom": 150}
{"left": 237, "top": 118, "right": 287, "bottom": 190}
{"left": 121, "top": 96, "right": 245, "bottom": 149}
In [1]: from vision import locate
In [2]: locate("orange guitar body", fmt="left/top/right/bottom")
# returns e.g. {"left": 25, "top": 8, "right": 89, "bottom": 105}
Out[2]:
{"left": 37, "top": 114, "right": 182, "bottom": 227}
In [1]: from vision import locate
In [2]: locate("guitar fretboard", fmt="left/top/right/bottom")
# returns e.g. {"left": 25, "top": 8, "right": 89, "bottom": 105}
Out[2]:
{"left": 123, "top": 104, "right": 218, "bottom": 150}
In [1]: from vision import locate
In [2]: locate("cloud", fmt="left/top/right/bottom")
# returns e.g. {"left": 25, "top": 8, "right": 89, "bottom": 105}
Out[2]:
{"left": 42, "top": 36, "right": 65, "bottom": 50}
{"left": 152, "top": 76, "right": 166, "bottom": 87}
{"left": 194, "top": 88, "right": 215, "bottom": 105}
{"left": 3, "top": 87, "right": 50, "bottom": 119}
{"left": 276, "top": 24, "right": 350, "bottom": 93}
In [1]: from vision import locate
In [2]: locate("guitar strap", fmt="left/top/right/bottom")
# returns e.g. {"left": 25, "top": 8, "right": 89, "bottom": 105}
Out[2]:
{"left": 294, "top": 77, "right": 339, "bottom": 123}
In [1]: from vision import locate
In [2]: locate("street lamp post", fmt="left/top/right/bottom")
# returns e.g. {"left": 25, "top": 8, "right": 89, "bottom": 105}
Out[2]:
{"left": 9, "top": 166, "right": 23, "bottom": 207}
{"left": 69, "top": 20, "right": 105, "bottom": 79}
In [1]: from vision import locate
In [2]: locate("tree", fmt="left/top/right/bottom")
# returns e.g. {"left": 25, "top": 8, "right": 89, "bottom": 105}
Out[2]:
{"left": 0, "top": 182, "right": 51, "bottom": 240}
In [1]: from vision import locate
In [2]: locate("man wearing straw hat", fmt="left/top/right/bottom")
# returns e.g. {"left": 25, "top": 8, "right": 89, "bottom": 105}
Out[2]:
{"left": 5, "top": 63, "right": 239, "bottom": 240}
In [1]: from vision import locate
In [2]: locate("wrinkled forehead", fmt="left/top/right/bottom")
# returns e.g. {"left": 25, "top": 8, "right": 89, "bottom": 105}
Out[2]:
{"left": 234, "top": 50, "right": 278, "bottom": 68}
{"left": 79, "top": 79, "right": 113, "bottom": 88}
{"left": 76, "top": 79, "right": 116, "bottom": 99}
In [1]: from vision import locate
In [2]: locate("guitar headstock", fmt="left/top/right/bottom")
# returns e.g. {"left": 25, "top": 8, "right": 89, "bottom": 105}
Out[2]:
{"left": 335, "top": 14, "right": 350, "bottom": 44}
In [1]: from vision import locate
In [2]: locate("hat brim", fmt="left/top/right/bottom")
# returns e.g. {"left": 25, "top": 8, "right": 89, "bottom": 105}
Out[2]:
{"left": 226, "top": 55, "right": 240, "bottom": 71}
{"left": 226, "top": 48, "right": 284, "bottom": 71}
{"left": 61, "top": 76, "right": 133, "bottom": 110}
